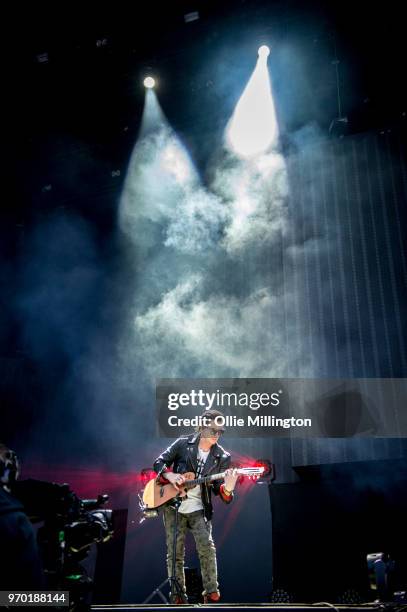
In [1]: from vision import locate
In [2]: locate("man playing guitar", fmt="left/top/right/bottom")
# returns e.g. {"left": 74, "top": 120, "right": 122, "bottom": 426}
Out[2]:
{"left": 153, "top": 409, "right": 239, "bottom": 604}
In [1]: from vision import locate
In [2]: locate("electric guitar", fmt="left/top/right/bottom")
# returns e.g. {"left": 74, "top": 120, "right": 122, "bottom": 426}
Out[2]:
{"left": 142, "top": 466, "right": 264, "bottom": 509}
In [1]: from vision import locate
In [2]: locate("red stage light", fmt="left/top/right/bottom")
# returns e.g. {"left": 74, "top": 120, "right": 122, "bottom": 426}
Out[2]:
{"left": 140, "top": 468, "right": 156, "bottom": 487}
{"left": 254, "top": 459, "right": 275, "bottom": 480}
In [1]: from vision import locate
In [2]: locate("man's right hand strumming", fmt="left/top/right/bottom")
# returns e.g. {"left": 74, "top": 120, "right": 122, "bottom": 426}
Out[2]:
{"left": 164, "top": 472, "right": 186, "bottom": 490}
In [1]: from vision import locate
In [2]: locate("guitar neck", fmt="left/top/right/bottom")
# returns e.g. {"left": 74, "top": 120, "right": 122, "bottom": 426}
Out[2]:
{"left": 186, "top": 472, "right": 225, "bottom": 488}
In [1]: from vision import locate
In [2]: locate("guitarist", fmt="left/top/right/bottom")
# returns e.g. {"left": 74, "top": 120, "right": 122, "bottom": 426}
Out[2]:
{"left": 153, "top": 409, "right": 238, "bottom": 604}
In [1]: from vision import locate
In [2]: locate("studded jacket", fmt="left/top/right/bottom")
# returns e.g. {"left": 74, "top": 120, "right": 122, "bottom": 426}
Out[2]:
{"left": 153, "top": 433, "right": 234, "bottom": 521}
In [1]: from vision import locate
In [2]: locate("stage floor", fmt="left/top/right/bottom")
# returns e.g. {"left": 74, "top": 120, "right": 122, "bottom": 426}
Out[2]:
{"left": 92, "top": 603, "right": 382, "bottom": 612}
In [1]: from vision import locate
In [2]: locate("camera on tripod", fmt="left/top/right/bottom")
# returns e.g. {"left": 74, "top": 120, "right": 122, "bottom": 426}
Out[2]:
{"left": 11, "top": 478, "right": 114, "bottom": 607}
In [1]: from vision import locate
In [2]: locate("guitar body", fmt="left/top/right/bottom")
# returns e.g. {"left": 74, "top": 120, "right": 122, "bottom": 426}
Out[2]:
{"left": 142, "top": 472, "right": 196, "bottom": 509}
{"left": 141, "top": 466, "right": 264, "bottom": 510}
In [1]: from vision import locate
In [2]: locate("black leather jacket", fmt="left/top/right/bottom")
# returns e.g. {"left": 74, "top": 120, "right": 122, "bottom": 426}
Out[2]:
{"left": 153, "top": 433, "right": 233, "bottom": 520}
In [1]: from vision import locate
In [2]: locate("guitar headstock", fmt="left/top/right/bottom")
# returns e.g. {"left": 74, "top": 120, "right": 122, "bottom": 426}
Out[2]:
{"left": 237, "top": 466, "right": 265, "bottom": 480}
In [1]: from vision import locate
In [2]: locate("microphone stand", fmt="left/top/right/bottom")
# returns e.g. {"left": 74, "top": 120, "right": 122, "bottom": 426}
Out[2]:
{"left": 142, "top": 495, "right": 187, "bottom": 604}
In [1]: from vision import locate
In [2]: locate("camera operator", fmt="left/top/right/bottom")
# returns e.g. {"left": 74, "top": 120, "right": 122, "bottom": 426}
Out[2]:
{"left": 0, "top": 443, "right": 45, "bottom": 590}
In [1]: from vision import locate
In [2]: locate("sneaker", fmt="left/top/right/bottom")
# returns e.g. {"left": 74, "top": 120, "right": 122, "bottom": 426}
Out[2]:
{"left": 203, "top": 592, "right": 221, "bottom": 603}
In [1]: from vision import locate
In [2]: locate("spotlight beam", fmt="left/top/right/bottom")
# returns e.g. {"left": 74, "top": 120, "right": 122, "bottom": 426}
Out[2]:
{"left": 225, "top": 46, "right": 278, "bottom": 157}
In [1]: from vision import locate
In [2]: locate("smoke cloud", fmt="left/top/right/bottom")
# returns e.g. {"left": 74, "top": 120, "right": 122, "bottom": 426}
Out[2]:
{"left": 119, "top": 97, "right": 319, "bottom": 384}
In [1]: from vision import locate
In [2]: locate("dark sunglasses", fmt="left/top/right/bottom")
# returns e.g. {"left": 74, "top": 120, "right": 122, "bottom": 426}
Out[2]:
{"left": 205, "top": 427, "right": 224, "bottom": 436}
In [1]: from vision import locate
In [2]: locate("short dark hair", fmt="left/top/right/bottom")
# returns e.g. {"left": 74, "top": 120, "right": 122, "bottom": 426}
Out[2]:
{"left": 197, "top": 409, "right": 224, "bottom": 433}
{"left": 0, "top": 443, "right": 20, "bottom": 485}
{"left": 0, "top": 443, "right": 11, "bottom": 459}
{"left": 200, "top": 409, "right": 223, "bottom": 420}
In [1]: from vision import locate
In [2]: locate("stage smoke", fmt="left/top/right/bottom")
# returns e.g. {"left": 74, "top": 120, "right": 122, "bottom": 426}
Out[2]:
{"left": 118, "top": 63, "right": 316, "bottom": 383}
